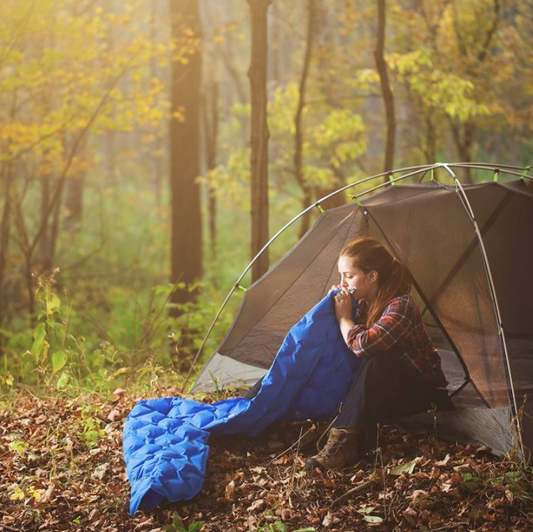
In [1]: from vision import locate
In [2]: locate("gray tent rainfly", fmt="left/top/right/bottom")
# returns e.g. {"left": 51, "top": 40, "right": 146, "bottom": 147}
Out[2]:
{"left": 190, "top": 162, "right": 533, "bottom": 458}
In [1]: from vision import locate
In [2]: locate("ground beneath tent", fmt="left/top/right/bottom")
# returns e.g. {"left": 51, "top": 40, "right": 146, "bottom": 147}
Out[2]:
{"left": 1, "top": 390, "right": 533, "bottom": 532}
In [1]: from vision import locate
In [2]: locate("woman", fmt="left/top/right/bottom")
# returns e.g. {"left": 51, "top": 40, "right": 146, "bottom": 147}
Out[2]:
{"left": 305, "top": 236, "right": 452, "bottom": 470}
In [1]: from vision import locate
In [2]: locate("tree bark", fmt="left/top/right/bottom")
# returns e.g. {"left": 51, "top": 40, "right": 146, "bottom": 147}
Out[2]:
{"left": 202, "top": 81, "right": 219, "bottom": 259}
{"left": 0, "top": 163, "right": 13, "bottom": 333}
{"left": 450, "top": 120, "right": 475, "bottom": 183}
{"left": 169, "top": 0, "right": 203, "bottom": 309}
{"left": 374, "top": 0, "right": 396, "bottom": 179}
{"left": 105, "top": 4, "right": 117, "bottom": 187}
{"left": 49, "top": 181, "right": 63, "bottom": 262}
{"left": 38, "top": 173, "right": 52, "bottom": 272}
{"left": 150, "top": 0, "right": 164, "bottom": 208}
{"left": 294, "top": 0, "right": 316, "bottom": 239}
{"left": 424, "top": 112, "right": 437, "bottom": 165}
{"left": 64, "top": 171, "right": 84, "bottom": 228}
{"left": 247, "top": 0, "right": 271, "bottom": 283}
{"left": 270, "top": 1, "right": 281, "bottom": 82}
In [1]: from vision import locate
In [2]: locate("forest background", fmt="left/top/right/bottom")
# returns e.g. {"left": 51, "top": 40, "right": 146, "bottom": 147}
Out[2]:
{"left": 1, "top": 0, "right": 533, "bottom": 399}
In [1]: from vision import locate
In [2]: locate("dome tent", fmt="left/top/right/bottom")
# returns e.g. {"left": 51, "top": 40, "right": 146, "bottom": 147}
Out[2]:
{"left": 191, "top": 162, "right": 533, "bottom": 458}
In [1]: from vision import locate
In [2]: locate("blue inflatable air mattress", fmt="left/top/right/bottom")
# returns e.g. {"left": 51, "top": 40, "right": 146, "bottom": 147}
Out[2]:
{"left": 123, "top": 292, "right": 360, "bottom": 514}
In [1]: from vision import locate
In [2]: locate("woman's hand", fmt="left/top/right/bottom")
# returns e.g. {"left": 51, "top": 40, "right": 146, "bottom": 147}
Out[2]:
{"left": 334, "top": 288, "right": 357, "bottom": 346}
{"left": 328, "top": 284, "right": 342, "bottom": 295}
{"left": 334, "top": 288, "right": 352, "bottom": 321}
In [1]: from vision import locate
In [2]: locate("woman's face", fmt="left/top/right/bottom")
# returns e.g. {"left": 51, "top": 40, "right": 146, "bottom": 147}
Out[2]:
{"left": 338, "top": 255, "right": 378, "bottom": 300}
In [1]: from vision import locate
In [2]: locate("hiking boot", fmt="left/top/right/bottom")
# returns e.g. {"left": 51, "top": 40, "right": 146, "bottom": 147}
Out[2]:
{"left": 305, "top": 428, "right": 362, "bottom": 471}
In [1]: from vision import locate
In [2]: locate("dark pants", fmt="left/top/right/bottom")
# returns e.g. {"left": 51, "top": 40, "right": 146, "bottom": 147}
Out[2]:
{"left": 333, "top": 351, "right": 454, "bottom": 449}
{"left": 244, "top": 379, "right": 263, "bottom": 400}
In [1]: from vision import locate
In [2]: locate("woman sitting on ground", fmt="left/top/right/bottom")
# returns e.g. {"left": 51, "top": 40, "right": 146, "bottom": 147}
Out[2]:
{"left": 305, "top": 236, "right": 452, "bottom": 470}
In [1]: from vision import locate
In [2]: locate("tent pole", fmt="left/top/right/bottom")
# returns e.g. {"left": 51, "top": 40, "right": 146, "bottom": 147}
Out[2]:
{"left": 446, "top": 163, "right": 532, "bottom": 180}
{"left": 441, "top": 163, "right": 525, "bottom": 457}
{"left": 449, "top": 162, "right": 529, "bottom": 171}
{"left": 318, "top": 163, "right": 440, "bottom": 206}
{"left": 350, "top": 165, "right": 440, "bottom": 200}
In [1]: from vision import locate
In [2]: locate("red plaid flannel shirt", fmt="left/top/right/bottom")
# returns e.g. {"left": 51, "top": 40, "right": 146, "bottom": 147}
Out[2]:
{"left": 347, "top": 294, "right": 448, "bottom": 388}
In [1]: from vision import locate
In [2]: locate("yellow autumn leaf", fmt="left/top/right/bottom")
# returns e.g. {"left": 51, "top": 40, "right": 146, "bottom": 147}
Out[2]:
{"left": 30, "top": 488, "right": 44, "bottom": 501}
{"left": 10, "top": 487, "right": 25, "bottom": 501}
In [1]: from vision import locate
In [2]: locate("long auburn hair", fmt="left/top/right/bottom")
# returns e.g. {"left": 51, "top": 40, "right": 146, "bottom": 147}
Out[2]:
{"left": 340, "top": 236, "right": 412, "bottom": 327}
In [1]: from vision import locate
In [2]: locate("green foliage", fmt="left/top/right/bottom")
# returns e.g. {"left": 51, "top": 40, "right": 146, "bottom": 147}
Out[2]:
{"left": 255, "top": 522, "right": 287, "bottom": 532}
{"left": 310, "top": 108, "right": 366, "bottom": 171}
{"left": 462, "top": 472, "right": 485, "bottom": 491}
{"left": 9, "top": 440, "right": 28, "bottom": 454}
{"left": 79, "top": 406, "right": 105, "bottom": 449}
{"left": 268, "top": 82, "right": 367, "bottom": 187}
{"left": 1, "top": 219, "right": 245, "bottom": 399}
{"left": 461, "top": 466, "right": 533, "bottom": 503}
{"left": 198, "top": 146, "right": 251, "bottom": 211}
{"left": 164, "top": 515, "right": 204, "bottom": 532}
{"left": 251, "top": 521, "right": 315, "bottom": 532}
{"left": 0, "top": 0, "right": 194, "bottom": 164}
{"left": 388, "top": 49, "right": 490, "bottom": 122}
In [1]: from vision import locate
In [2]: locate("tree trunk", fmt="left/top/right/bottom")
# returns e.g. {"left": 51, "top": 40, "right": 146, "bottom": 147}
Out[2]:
{"left": 247, "top": 0, "right": 271, "bottom": 283}
{"left": 38, "top": 173, "right": 52, "bottom": 272}
{"left": 203, "top": 81, "right": 219, "bottom": 260}
{"left": 450, "top": 121, "right": 474, "bottom": 183}
{"left": 295, "top": 0, "right": 316, "bottom": 239}
{"left": 150, "top": 0, "right": 164, "bottom": 208}
{"left": 169, "top": 0, "right": 203, "bottom": 308}
{"left": 49, "top": 181, "right": 63, "bottom": 263}
{"left": 374, "top": 0, "right": 396, "bottom": 179}
{"left": 0, "top": 163, "right": 12, "bottom": 334}
{"left": 64, "top": 135, "right": 86, "bottom": 230}
{"left": 424, "top": 112, "right": 437, "bottom": 165}
{"left": 105, "top": 8, "right": 117, "bottom": 187}
{"left": 270, "top": 1, "right": 281, "bottom": 82}
{"left": 64, "top": 171, "right": 84, "bottom": 228}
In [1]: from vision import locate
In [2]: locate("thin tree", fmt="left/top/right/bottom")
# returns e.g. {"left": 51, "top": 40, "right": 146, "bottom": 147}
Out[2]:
{"left": 169, "top": 0, "right": 203, "bottom": 309}
{"left": 247, "top": 0, "right": 271, "bottom": 283}
{"left": 150, "top": 0, "right": 164, "bottom": 207}
{"left": 63, "top": 141, "right": 87, "bottom": 230}
{"left": 0, "top": 160, "right": 13, "bottom": 337}
{"left": 311, "top": 1, "right": 347, "bottom": 212}
{"left": 374, "top": 0, "right": 396, "bottom": 179}
{"left": 449, "top": 0, "right": 500, "bottom": 183}
{"left": 202, "top": 80, "right": 219, "bottom": 259}
{"left": 294, "top": 0, "right": 317, "bottom": 239}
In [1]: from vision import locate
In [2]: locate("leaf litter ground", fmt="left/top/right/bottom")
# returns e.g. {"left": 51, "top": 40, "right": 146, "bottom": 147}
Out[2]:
{"left": 2, "top": 390, "right": 533, "bottom": 532}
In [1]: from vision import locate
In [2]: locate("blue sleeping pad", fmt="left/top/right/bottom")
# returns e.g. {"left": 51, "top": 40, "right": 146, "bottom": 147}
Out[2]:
{"left": 123, "top": 292, "right": 361, "bottom": 514}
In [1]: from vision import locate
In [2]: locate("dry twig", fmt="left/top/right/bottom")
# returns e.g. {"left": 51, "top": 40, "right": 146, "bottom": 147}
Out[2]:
{"left": 330, "top": 480, "right": 374, "bottom": 507}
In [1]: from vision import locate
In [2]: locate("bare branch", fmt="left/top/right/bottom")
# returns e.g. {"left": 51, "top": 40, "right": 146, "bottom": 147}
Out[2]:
{"left": 0, "top": 0, "right": 36, "bottom": 69}
{"left": 478, "top": 0, "right": 501, "bottom": 62}
{"left": 28, "top": 48, "right": 143, "bottom": 257}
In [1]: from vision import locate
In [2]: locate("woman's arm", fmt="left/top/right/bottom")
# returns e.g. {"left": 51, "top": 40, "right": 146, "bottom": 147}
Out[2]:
{"left": 339, "top": 316, "right": 356, "bottom": 341}
{"left": 342, "top": 297, "right": 414, "bottom": 357}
